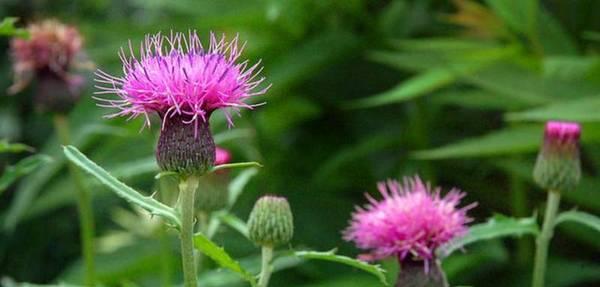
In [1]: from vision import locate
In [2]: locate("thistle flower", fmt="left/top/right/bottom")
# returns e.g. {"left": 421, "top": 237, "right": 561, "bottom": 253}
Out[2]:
{"left": 9, "top": 19, "right": 85, "bottom": 112}
{"left": 247, "top": 196, "right": 294, "bottom": 247}
{"left": 533, "top": 121, "right": 581, "bottom": 192}
{"left": 343, "top": 176, "right": 475, "bottom": 268}
{"left": 95, "top": 31, "right": 269, "bottom": 174}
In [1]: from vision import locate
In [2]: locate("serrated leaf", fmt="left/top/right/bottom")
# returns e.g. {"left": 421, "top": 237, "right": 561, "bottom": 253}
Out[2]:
{"left": 0, "top": 17, "right": 29, "bottom": 38}
{"left": 438, "top": 215, "right": 539, "bottom": 258}
{"left": 506, "top": 97, "right": 600, "bottom": 123}
{"left": 0, "top": 140, "right": 34, "bottom": 153}
{"left": 412, "top": 125, "right": 541, "bottom": 159}
{"left": 193, "top": 232, "right": 257, "bottom": 286}
{"left": 293, "top": 250, "right": 389, "bottom": 286}
{"left": 0, "top": 155, "right": 53, "bottom": 195}
{"left": 63, "top": 145, "right": 181, "bottom": 228}
{"left": 555, "top": 210, "right": 600, "bottom": 233}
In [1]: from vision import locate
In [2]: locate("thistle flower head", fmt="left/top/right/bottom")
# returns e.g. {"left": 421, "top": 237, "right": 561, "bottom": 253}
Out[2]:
{"left": 533, "top": 121, "right": 581, "bottom": 191}
{"left": 343, "top": 176, "right": 475, "bottom": 267}
{"left": 95, "top": 31, "right": 269, "bottom": 133}
{"left": 9, "top": 19, "right": 85, "bottom": 110}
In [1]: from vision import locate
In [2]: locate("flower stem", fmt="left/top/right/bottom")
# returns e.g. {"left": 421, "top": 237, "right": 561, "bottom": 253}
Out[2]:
{"left": 179, "top": 175, "right": 200, "bottom": 287}
{"left": 532, "top": 190, "right": 561, "bottom": 287}
{"left": 258, "top": 245, "right": 274, "bottom": 287}
{"left": 53, "top": 114, "right": 96, "bottom": 286}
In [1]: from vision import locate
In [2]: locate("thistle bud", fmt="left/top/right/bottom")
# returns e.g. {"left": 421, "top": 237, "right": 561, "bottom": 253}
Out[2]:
{"left": 156, "top": 115, "right": 215, "bottom": 175}
{"left": 195, "top": 147, "right": 232, "bottom": 212}
{"left": 247, "top": 196, "right": 294, "bottom": 247}
{"left": 533, "top": 121, "right": 581, "bottom": 192}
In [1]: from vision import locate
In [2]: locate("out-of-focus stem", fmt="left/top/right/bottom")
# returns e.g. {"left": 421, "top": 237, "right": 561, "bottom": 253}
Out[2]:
{"left": 53, "top": 114, "right": 96, "bottom": 286}
{"left": 258, "top": 245, "right": 274, "bottom": 287}
{"left": 179, "top": 175, "right": 199, "bottom": 287}
{"left": 532, "top": 190, "right": 561, "bottom": 287}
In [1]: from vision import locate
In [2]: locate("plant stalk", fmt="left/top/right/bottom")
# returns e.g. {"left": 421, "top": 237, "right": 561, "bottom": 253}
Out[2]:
{"left": 532, "top": 190, "right": 561, "bottom": 287}
{"left": 179, "top": 175, "right": 200, "bottom": 287}
{"left": 53, "top": 114, "right": 96, "bottom": 286}
{"left": 258, "top": 245, "right": 274, "bottom": 287}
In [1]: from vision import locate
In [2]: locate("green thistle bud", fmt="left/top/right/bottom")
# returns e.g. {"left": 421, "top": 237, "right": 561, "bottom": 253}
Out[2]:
{"left": 156, "top": 115, "right": 215, "bottom": 175}
{"left": 247, "top": 196, "right": 294, "bottom": 247}
{"left": 533, "top": 121, "right": 581, "bottom": 192}
{"left": 195, "top": 176, "right": 229, "bottom": 212}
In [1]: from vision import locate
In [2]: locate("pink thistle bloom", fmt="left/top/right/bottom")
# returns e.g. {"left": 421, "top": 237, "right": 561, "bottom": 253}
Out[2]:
{"left": 9, "top": 19, "right": 84, "bottom": 94}
{"left": 215, "top": 146, "right": 232, "bottom": 165}
{"left": 94, "top": 31, "right": 269, "bottom": 134}
{"left": 534, "top": 121, "right": 581, "bottom": 191}
{"left": 343, "top": 176, "right": 476, "bottom": 267}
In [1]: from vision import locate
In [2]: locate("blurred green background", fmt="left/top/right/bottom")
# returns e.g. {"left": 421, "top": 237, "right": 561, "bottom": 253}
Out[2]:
{"left": 1, "top": 0, "right": 599, "bottom": 286}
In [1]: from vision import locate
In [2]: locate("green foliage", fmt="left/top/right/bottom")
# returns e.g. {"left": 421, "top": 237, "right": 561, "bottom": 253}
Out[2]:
{"left": 439, "top": 215, "right": 539, "bottom": 258}
{"left": 292, "top": 250, "right": 389, "bottom": 286}
{"left": 0, "top": 154, "right": 52, "bottom": 195}
{"left": 555, "top": 210, "right": 600, "bottom": 233}
{"left": 193, "top": 232, "right": 257, "bottom": 286}
{"left": 0, "top": 17, "right": 28, "bottom": 38}
{"left": 63, "top": 145, "right": 182, "bottom": 228}
{"left": 0, "top": 140, "right": 34, "bottom": 153}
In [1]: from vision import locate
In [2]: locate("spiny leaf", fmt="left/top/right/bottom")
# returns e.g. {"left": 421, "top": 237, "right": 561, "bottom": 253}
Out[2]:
{"left": 555, "top": 210, "right": 600, "bottom": 233}
{"left": 63, "top": 145, "right": 181, "bottom": 228}
{"left": 193, "top": 232, "right": 257, "bottom": 286}
{"left": 0, "top": 155, "right": 53, "bottom": 195}
{"left": 293, "top": 250, "right": 389, "bottom": 286}
{"left": 438, "top": 215, "right": 539, "bottom": 258}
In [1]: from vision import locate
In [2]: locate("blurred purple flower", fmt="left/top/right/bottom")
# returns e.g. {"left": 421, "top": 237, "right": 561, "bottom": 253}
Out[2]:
{"left": 215, "top": 146, "right": 232, "bottom": 165}
{"left": 343, "top": 176, "right": 476, "bottom": 268}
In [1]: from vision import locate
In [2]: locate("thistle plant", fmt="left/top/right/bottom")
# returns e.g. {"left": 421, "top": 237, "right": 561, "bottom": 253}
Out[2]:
{"left": 94, "top": 31, "right": 268, "bottom": 287}
{"left": 9, "top": 19, "right": 96, "bottom": 286}
{"left": 247, "top": 196, "right": 294, "bottom": 287}
{"left": 531, "top": 121, "right": 581, "bottom": 287}
{"left": 344, "top": 176, "right": 476, "bottom": 287}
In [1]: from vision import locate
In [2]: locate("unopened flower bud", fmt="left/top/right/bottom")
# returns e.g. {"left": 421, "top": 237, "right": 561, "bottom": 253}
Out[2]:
{"left": 533, "top": 121, "right": 581, "bottom": 192}
{"left": 195, "top": 147, "right": 231, "bottom": 212}
{"left": 247, "top": 196, "right": 294, "bottom": 247}
{"left": 156, "top": 115, "right": 215, "bottom": 175}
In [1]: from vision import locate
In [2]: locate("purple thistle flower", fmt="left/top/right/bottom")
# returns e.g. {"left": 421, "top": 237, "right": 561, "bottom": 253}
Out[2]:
{"left": 343, "top": 176, "right": 476, "bottom": 268}
{"left": 94, "top": 31, "right": 269, "bottom": 134}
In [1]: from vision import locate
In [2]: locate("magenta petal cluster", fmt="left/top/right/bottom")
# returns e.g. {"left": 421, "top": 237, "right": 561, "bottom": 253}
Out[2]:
{"left": 94, "top": 31, "right": 269, "bottom": 131}
{"left": 215, "top": 146, "right": 232, "bottom": 165}
{"left": 343, "top": 176, "right": 475, "bottom": 265}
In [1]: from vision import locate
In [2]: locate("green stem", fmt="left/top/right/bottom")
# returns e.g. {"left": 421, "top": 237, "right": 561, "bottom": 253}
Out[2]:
{"left": 258, "top": 245, "right": 274, "bottom": 287}
{"left": 179, "top": 175, "right": 200, "bottom": 287}
{"left": 195, "top": 211, "right": 209, "bottom": 274}
{"left": 510, "top": 168, "right": 530, "bottom": 265}
{"left": 532, "top": 190, "right": 561, "bottom": 287}
{"left": 53, "top": 114, "right": 96, "bottom": 286}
